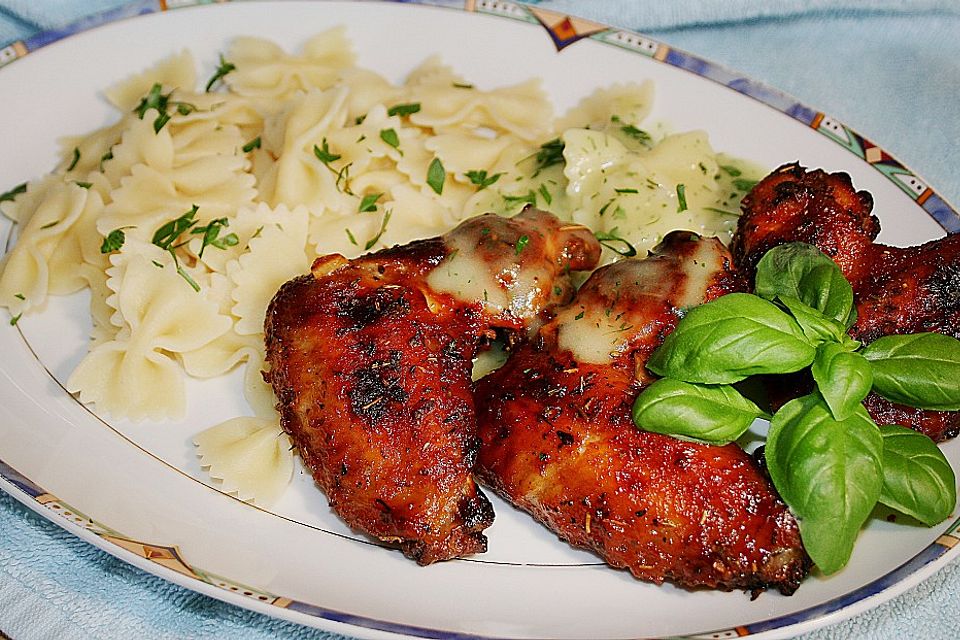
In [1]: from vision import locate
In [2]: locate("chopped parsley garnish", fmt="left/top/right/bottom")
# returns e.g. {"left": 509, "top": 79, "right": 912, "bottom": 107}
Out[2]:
{"left": 9, "top": 313, "right": 21, "bottom": 326}
{"left": 39, "top": 220, "right": 60, "bottom": 229}
{"left": 614, "top": 188, "right": 639, "bottom": 194}
{"left": 152, "top": 205, "right": 202, "bottom": 291}
{"left": 100, "top": 148, "right": 114, "bottom": 172}
{"left": 464, "top": 169, "right": 503, "bottom": 190}
{"left": 387, "top": 102, "right": 421, "bottom": 117}
{"left": 13, "top": 293, "right": 24, "bottom": 301}
{"left": 533, "top": 138, "right": 564, "bottom": 175}
{"left": 175, "top": 265, "right": 201, "bottom": 292}
{"left": 365, "top": 209, "right": 393, "bottom": 250}
{"left": 452, "top": 82, "right": 474, "bottom": 89}
{"left": 313, "top": 139, "right": 341, "bottom": 166}
{"left": 153, "top": 205, "right": 199, "bottom": 250}
{"left": 538, "top": 183, "right": 552, "bottom": 205}
{"left": 426, "top": 158, "right": 445, "bottom": 195}
{"left": 594, "top": 228, "right": 638, "bottom": 257}
{"left": 133, "top": 83, "right": 197, "bottom": 133}
{"left": 358, "top": 192, "right": 383, "bottom": 213}
{"left": 0, "top": 183, "right": 27, "bottom": 203}
{"left": 720, "top": 164, "right": 742, "bottom": 177}
{"left": 574, "top": 310, "right": 585, "bottom": 320}
{"left": 379, "top": 128, "right": 400, "bottom": 150}
{"left": 620, "top": 124, "right": 652, "bottom": 146}
{"left": 134, "top": 83, "right": 167, "bottom": 119}
{"left": 733, "top": 178, "right": 759, "bottom": 192}
{"left": 242, "top": 136, "right": 261, "bottom": 153}
{"left": 314, "top": 139, "right": 352, "bottom": 193}
{"left": 345, "top": 228, "right": 358, "bottom": 246}
{"left": 503, "top": 190, "right": 537, "bottom": 208}
{"left": 676, "top": 183, "right": 688, "bottom": 212}
{"left": 335, "top": 163, "right": 354, "bottom": 195}
{"left": 66, "top": 147, "right": 81, "bottom": 171}
{"left": 205, "top": 54, "right": 236, "bottom": 92}
{"left": 100, "top": 228, "right": 127, "bottom": 254}
{"left": 74, "top": 181, "right": 92, "bottom": 189}
{"left": 191, "top": 217, "right": 239, "bottom": 258}
{"left": 515, "top": 234, "right": 530, "bottom": 255}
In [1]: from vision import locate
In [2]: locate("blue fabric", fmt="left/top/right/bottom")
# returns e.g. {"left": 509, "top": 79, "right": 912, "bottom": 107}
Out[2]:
{"left": 1, "top": 1, "right": 959, "bottom": 639}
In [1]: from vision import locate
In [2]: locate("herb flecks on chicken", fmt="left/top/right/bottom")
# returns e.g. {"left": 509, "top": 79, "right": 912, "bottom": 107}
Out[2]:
{"left": 475, "top": 231, "right": 809, "bottom": 594}
{"left": 265, "top": 208, "right": 600, "bottom": 564}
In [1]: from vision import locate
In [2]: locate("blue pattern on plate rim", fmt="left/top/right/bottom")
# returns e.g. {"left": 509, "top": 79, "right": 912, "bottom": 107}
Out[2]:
{"left": 0, "top": 1, "right": 958, "bottom": 639}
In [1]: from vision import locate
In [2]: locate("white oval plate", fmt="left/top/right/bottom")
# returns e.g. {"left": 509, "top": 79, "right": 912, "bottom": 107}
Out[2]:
{"left": 0, "top": 2, "right": 958, "bottom": 639}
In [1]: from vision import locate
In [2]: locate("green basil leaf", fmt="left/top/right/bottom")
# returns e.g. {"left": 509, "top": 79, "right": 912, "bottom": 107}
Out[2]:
{"left": 646, "top": 293, "right": 816, "bottom": 384}
{"left": 878, "top": 424, "right": 957, "bottom": 526}
{"left": 778, "top": 295, "right": 848, "bottom": 345}
{"left": 631, "top": 378, "right": 762, "bottom": 445}
{"left": 766, "top": 394, "right": 883, "bottom": 574}
{"left": 426, "top": 157, "right": 445, "bottom": 195}
{"left": 811, "top": 342, "right": 873, "bottom": 421}
{"left": 755, "top": 243, "right": 855, "bottom": 327}
{"left": 860, "top": 333, "right": 960, "bottom": 411}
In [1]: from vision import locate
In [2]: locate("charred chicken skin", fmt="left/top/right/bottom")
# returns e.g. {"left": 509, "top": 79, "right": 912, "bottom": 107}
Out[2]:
{"left": 264, "top": 208, "right": 600, "bottom": 564}
{"left": 474, "top": 231, "right": 809, "bottom": 594}
{"left": 734, "top": 163, "right": 960, "bottom": 441}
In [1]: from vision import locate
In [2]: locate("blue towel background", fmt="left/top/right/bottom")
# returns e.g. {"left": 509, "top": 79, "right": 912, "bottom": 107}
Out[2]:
{"left": 1, "top": 1, "right": 959, "bottom": 638}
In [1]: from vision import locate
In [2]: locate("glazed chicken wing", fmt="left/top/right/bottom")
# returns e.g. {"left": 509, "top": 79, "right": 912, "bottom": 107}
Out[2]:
{"left": 734, "top": 163, "right": 960, "bottom": 441}
{"left": 475, "top": 231, "right": 809, "bottom": 594}
{"left": 265, "top": 208, "right": 600, "bottom": 564}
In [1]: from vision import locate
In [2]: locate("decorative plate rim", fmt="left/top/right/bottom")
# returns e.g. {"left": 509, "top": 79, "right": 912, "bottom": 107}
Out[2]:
{"left": 0, "top": 2, "right": 958, "bottom": 640}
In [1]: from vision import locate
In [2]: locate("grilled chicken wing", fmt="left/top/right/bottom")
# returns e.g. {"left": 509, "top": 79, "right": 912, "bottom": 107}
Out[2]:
{"left": 265, "top": 208, "right": 600, "bottom": 564}
{"left": 475, "top": 231, "right": 809, "bottom": 594}
{"left": 734, "top": 163, "right": 960, "bottom": 441}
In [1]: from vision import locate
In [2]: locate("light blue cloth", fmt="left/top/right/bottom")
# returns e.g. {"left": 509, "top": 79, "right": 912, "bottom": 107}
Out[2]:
{"left": 1, "top": 1, "right": 959, "bottom": 639}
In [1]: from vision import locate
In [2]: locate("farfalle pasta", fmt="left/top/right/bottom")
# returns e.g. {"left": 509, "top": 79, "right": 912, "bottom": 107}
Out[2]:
{"left": 0, "top": 30, "right": 762, "bottom": 504}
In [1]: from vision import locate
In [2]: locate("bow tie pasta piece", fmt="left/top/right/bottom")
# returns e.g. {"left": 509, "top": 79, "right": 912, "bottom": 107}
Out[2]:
{"left": 171, "top": 90, "right": 263, "bottom": 134}
{"left": 181, "top": 327, "right": 262, "bottom": 380}
{"left": 104, "top": 50, "right": 197, "bottom": 111}
{"left": 101, "top": 116, "right": 177, "bottom": 188}
{"left": 0, "top": 178, "right": 103, "bottom": 314}
{"left": 58, "top": 119, "right": 128, "bottom": 180}
{"left": 227, "top": 205, "right": 311, "bottom": 336}
{"left": 338, "top": 68, "right": 403, "bottom": 123}
{"left": 194, "top": 416, "right": 294, "bottom": 506}
{"left": 408, "top": 79, "right": 553, "bottom": 142}
{"left": 403, "top": 55, "right": 466, "bottom": 89}
{"left": 224, "top": 28, "right": 355, "bottom": 106}
{"left": 189, "top": 202, "right": 288, "bottom": 275}
{"left": 83, "top": 263, "right": 118, "bottom": 348}
{"left": 67, "top": 246, "right": 231, "bottom": 420}
{"left": 556, "top": 81, "right": 655, "bottom": 132}
{"left": 425, "top": 131, "right": 520, "bottom": 185}
{"left": 258, "top": 87, "right": 355, "bottom": 216}
{"left": 99, "top": 156, "right": 256, "bottom": 243}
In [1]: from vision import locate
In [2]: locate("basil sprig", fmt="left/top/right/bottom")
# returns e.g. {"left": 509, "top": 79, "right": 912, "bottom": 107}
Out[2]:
{"left": 861, "top": 333, "right": 960, "bottom": 411}
{"left": 631, "top": 378, "right": 765, "bottom": 445}
{"left": 767, "top": 394, "right": 883, "bottom": 575}
{"left": 878, "top": 424, "right": 956, "bottom": 526}
{"left": 632, "top": 242, "right": 960, "bottom": 574}
{"left": 645, "top": 293, "right": 815, "bottom": 384}
{"left": 754, "top": 242, "right": 856, "bottom": 326}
